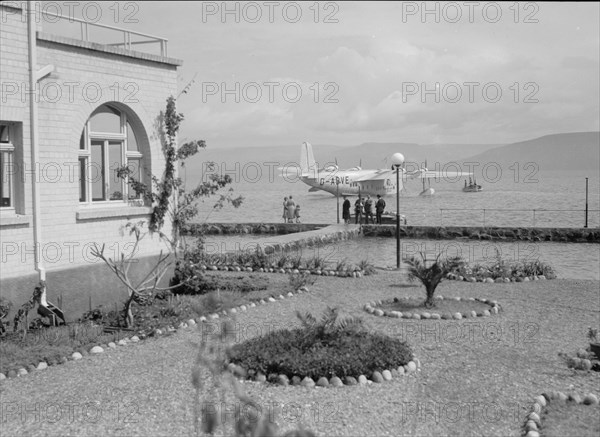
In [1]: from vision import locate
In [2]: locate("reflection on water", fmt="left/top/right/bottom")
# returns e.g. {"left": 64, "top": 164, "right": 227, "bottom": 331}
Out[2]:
{"left": 201, "top": 235, "right": 600, "bottom": 280}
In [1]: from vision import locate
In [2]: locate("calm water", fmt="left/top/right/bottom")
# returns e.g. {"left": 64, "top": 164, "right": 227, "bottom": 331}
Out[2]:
{"left": 191, "top": 170, "right": 600, "bottom": 228}
{"left": 201, "top": 235, "right": 600, "bottom": 280}
{"left": 192, "top": 167, "right": 599, "bottom": 280}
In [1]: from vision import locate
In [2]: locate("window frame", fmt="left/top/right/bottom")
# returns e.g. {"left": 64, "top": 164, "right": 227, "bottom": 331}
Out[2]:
{"left": 0, "top": 124, "right": 15, "bottom": 211}
{"left": 78, "top": 106, "right": 144, "bottom": 206}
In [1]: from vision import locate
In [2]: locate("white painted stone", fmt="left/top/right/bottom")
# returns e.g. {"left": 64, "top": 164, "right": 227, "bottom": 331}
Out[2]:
{"left": 108, "top": 342, "right": 117, "bottom": 348}
{"left": 90, "top": 346, "right": 104, "bottom": 354}
{"left": 71, "top": 352, "right": 83, "bottom": 360}
{"left": 358, "top": 375, "right": 368, "bottom": 385}
{"left": 130, "top": 336, "right": 140, "bottom": 342}
{"left": 406, "top": 361, "right": 417, "bottom": 372}
{"left": 17, "top": 368, "right": 28, "bottom": 376}
{"left": 37, "top": 362, "right": 48, "bottom": 370}
{"left": 382, "top": 370, "right": 392, "bottom": 381}
{"left": 188, "top": 319, "right": 197, "bottom": 326}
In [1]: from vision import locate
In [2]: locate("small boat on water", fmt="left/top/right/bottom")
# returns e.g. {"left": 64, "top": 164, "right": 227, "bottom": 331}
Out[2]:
{"left": 463, "top": 177, "right": 482, "bottom": 192}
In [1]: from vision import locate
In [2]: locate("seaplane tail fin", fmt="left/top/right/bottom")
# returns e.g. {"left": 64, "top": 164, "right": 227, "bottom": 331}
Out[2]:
{"left": 300, "top": 142, "right": 317, "bottom": 177}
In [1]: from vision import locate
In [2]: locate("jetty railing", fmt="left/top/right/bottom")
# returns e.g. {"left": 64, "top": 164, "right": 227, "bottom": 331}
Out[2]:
{"left": 439, "top": 208, "right": 600, "bottom": 228}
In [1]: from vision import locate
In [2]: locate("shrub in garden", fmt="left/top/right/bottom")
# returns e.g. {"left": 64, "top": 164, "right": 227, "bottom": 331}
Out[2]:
{"left": 405, "top": 252, "right": 464, "bottom": 308}
{"left": 358, "top": 259, "right": 377, "bottom": 275}
{"left": 226, "top": 308, "right": 413, "bottom": 381}
{"left": 171, "top": 266, "right": 269, "bottom": 295}
{"left": 288, "top": 272, "right": 316, "bottom": 291}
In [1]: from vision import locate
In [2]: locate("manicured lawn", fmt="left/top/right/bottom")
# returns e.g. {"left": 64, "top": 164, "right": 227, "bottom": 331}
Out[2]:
{"left": 0, "top": 272, "right": 598, "bottom": 437}
{"left": 542, "top": 401, "right": 600, "bottom": 437}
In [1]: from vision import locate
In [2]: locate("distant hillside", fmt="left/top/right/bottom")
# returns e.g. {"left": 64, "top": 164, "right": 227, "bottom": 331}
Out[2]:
{"left": 461, "top": 132, "right": 600, "bottom": 172}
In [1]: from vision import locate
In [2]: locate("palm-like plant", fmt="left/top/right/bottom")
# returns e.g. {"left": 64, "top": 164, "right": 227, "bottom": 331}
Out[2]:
{"left": 405, "top": 253, "right": 464, "bottom": 308}
{"left": 296, "top": 307, "right": 365, "bottom": 340}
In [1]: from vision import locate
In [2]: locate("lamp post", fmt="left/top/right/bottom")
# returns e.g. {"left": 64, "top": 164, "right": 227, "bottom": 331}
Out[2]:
{"left": 585, "top": 177, "right": 589, "bottom": 228}
{"left": 391, "top": 153, "right": 405, "bottom": 270}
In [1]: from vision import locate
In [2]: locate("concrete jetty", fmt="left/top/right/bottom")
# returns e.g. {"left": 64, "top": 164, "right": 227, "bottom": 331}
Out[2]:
{"left": 255, "top": 224, "right": 361, "bottom": 254}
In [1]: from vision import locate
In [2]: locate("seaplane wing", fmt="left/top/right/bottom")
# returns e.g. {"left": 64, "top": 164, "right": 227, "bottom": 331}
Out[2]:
{"left": 352, "top": 169, "right": 398, "bottom": 182}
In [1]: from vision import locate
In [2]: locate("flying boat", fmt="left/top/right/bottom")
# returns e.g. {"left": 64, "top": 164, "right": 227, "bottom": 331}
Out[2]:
{"left": 285, "top": 142, "right": 473, "bottom": 197}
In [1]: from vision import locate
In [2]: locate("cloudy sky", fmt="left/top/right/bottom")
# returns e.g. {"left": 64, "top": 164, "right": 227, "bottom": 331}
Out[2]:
{"left": 45, "top": 1, "right": 599, "bottom": 148}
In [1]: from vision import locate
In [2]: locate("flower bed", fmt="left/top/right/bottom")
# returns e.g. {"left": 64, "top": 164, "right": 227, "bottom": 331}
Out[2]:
{"left": 364, "top": 296, "right": 501, "bottom": 320}
{"left": 0, "top": 281, "right": 311, "bottom": 380}
{"left": 225, "top": 308, "right": 418, "bottom": 388}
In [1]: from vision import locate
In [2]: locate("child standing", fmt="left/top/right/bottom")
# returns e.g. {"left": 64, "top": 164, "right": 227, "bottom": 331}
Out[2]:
{"left": 294, "top": 205, "right": 301, "bottom": 223}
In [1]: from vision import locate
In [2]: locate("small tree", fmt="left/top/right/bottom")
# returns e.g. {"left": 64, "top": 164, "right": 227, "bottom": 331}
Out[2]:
{"left": 405, "top": 253, "right": 464, "bottom": 308}
{"left": 91, "top": 96, "right": 243, "bottom": 327}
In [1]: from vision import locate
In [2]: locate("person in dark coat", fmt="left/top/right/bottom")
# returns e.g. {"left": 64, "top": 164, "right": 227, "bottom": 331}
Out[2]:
{"left": 364, "top": 195, "right": 374, "bottom": 224}
{"left": 342, "top": 196, "right": 351, "bottom": 224}
{"left": 354, "top": 197, "right": 364, "bottom": 224}
{"left": 375, "top": 194, "right": 386, "bottom": 224}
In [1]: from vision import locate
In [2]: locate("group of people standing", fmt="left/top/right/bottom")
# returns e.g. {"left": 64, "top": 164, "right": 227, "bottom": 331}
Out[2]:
{"left": 342, "top": 194, "right": 386, "bottom": 224}
{"left": 282, "top": 196, "right": 301, "bottom": 223}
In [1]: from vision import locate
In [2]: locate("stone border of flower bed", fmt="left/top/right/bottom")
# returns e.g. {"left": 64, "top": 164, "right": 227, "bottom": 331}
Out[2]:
{"left": 447, "top": 273, "right": 551, "bottom": 283}
{"left": 522, "top": 391, "right": 600, "bottom": 437}
{"left": 198, "top": 264, "right": 370, "bottom": 278}
{"left": 226, "top": 356, "right": 421, "bottom": 389}
{"left": 0, "top": 286, "right": 311, "bottom": 382}
{"left": 363, "top": 295, "right": 501, "bottom": 320}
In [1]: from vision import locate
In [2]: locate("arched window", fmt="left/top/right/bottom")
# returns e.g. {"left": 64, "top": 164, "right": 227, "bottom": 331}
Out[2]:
{"left": 78, "top": 105, "right": 144, "bottom": 204}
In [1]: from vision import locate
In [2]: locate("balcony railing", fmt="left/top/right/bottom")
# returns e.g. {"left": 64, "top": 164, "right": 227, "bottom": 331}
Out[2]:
{"left": 39, "top": 10, "right": 168, "bottom": 57}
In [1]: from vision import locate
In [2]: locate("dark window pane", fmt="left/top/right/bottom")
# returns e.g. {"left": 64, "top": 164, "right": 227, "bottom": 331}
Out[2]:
{"left": 108, "top": 141, "right": 123, "bottom": 200}
{"left": 0, "top": 125, "right": 9, "bottom": 143}
{"left": 90, "top": 106, "right": 121, "bottom": 133}
{"left": 79, "top": 157, "right": 87, "bottom": 202}
{"left": 127, "top": 158, "right": 141, "bottom": 199}
{"left": 79, "top": 130, "right": 85, "bottom": 150}
{"left": 1, "top": 151, "right": 12, "bottom": 207}
{"left": 91, "top": 141, "right": 105, "bottom": 201}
